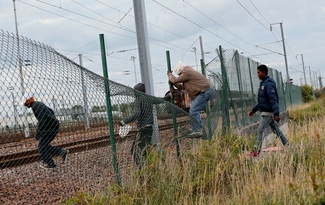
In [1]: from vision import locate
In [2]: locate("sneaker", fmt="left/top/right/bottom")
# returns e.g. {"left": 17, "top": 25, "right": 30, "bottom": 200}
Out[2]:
{"left": 40, "top": 163, "right": 56, "bottom": 170}
{"left": 189, "top": 130, "right": 203, "bottom": 136}
{"left": 61, "top": 148, "right": 68, "bottom": 163}
{"left": 247, "top": 151, "right": 259, "bottom": 157}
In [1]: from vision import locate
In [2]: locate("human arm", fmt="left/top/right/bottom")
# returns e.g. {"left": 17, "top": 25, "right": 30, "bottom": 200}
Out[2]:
{"left": 120, "top": 98, "right": 141, "bottom": 126}
{"left": 266, "top": 83, "right": 280, "bottom": 116}
{"left": 167, "top": 71, "right": 190, "bottom": 84}
{"left": 161, "top": 91, "right": 173, "bottom": 101}
{"left": 32, "top": 102, "right": 57, "bottom": 138}
{"left": 249, "top": 104, "right": 259, "bottom": 117}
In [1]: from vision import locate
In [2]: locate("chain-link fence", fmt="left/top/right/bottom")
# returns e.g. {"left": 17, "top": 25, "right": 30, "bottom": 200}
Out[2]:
{"left": 0, "top": 31, "right": 302, "bottom": 204}
{"left": 206, "top": 46, "right": 302, "bottom": 129}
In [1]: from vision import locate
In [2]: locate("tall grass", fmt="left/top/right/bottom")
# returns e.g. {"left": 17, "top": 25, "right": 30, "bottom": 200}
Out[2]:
{"left": 62, "top": 96, "right": 325, "bottom": 205}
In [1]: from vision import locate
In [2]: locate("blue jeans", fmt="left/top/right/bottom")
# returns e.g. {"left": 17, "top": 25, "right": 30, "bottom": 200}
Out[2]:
{"left": 190, "top": 88, "right": 214, "bottom": 132}
{"left": 255, "top": 116, "right": 289, "bottom": 152}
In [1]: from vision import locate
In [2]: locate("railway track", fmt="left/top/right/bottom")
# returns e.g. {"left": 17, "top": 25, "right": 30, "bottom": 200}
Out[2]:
{"left": 0, "top": 121, "right": 187, "bottom": 169}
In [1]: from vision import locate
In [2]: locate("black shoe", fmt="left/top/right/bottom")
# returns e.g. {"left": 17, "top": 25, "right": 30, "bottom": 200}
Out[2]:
{"left": 61, "top": 148, "right": 68, "bottom": 163}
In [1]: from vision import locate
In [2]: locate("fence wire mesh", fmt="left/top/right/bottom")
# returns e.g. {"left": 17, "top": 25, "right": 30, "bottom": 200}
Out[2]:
{"left": 0, "top": 31, "right": 302, "bottom": 204}
{"left": 206, "top": 48, "right": 302, "bottom": 129}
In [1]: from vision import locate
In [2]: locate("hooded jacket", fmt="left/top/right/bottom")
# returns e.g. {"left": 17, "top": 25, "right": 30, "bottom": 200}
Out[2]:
{"left": 252, "top": 76, "right": 280, "bottom": 116}
{"left": 123, "top": 83, "right": 153, "bottom": 128}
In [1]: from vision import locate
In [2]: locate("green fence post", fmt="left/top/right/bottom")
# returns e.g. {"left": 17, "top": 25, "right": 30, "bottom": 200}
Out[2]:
{"left": 247, "top": 58, "right": 255, "bottom": 124}
{"left": 278, "top": 72, "right": 287, "bottom": 112}
{"left": 166, "top": 51, "right": 180, "bottom": 159}
{"left": 200, "top": 59, "right": 213, "bottom": 139}
{"left": 234, "top": 51, "right": 245, "bottom": 126}
{"left": 99, "top": 34, "right": 121, "bottom": 185}
{"left": 218, "top": 45, "right": 230, "bottom": 135}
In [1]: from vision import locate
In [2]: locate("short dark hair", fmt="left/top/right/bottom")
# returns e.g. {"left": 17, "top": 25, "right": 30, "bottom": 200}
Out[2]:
{"left": 257, "top": 64, "right": 268, "bottom": 75}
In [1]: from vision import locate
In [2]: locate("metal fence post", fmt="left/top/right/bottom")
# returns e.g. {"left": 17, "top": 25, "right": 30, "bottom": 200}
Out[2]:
{"left": 200, "top": 59, "right": 213, "bottom": 139}
{"left": 218, "top": 45, "right": 230, "bottom": 134}
{"left": 247, "top": 58, "right": 256, "bottom": 123}
{"left": 234, "top": 51, "right": 246, "bottom": 126}
{"left": 99, "top": 34, "right": 121, "bottom": 185}
{"left": 166, "top": 51, "right": 180, "bottom": 159}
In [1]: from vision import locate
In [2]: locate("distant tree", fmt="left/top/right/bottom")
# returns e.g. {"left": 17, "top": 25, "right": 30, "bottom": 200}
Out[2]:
{"left": 71, "top": 105, "right": 82, "bottom": 120}
{"left": 91, "top": 105, "right": 106, "bottom": 112}
{"left": 72, "top": 105, "right": 83, "bottom": 110}
{"left": 315, "top": 87, "right": 325, "bottom": 99}
{"left": 301, "top": 85, "right": 313, "bottom": 103}
{"left": 91, "top": 106, "right": 100, "bottom": 112}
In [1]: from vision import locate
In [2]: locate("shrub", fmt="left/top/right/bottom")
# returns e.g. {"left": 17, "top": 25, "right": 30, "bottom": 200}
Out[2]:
{"left": 301, "top": 85, "right": 314, "bottom": 103}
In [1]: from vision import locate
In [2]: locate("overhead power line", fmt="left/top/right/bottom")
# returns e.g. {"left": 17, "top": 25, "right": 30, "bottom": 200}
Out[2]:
{"left": 152, "top": 0, "right": 253, "bottom": 56}
{"left": 248, "top": 0, "right": 270, "bottom": 25}
{"left": 183, "top": 0, "right": 254, "bottom": 48}
{"left": 18, "top": 0, "right": 195, "bottom": 59}
{"left": 235, "top": 0, "right": 269, "bottom": 30}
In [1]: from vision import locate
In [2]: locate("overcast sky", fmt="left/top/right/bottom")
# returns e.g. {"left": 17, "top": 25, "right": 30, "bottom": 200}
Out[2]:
{"left": 1, "top": 0, "right": 325, "bottom": 96}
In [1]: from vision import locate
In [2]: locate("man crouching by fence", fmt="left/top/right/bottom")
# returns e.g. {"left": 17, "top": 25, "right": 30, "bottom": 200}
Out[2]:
{"left": 21, "top": 93, "right": 68, "bottom": 170}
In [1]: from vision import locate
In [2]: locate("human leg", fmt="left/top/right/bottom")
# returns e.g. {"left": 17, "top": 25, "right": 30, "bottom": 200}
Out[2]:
{"left": 255, "top": 116, "right": 273, "bottom": 153}
{"left": 38, "top": 130, "right": 61, "bottom": 168}
{"left": 189, "top": 88, "right": 213, "bottom": 132}
{"left": 269, "top": 119, "right": 289, "bottom": 146}
{"left": 132, "top": 127, "right": 153, "bottom": 168}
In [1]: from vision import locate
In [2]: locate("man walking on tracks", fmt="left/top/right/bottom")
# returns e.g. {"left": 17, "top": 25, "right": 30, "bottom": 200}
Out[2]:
{"left": 21, "top": 93, "right": 68, "bottom": 170}
{"left": 248, "top": 64, "right": 290, "bottom": 157}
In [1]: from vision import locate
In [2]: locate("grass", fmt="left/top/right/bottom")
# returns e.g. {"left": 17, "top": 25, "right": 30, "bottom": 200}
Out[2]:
{"left": 61, "top": 96, "right": 325, "bottom": 205}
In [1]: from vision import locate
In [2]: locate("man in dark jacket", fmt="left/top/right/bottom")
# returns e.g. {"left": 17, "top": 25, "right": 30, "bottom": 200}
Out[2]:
{"left": 119, "top": 83, "right": 154, "bottom": 168}
{"left": 248, "top": 65, "right": 289, "bottom": 157}
{"left": 22, "top": 93, "right": 67, "bottom": 170}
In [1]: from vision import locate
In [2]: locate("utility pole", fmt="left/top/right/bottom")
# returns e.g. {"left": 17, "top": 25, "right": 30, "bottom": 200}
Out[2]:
{"left": 270, "top": 22, "right": 292, "bottom": 106}
{"left": 79, "top": 54, "right": 90, "bottom": 129}
{"left": 13, "top": 0, "right": 30, "bottom": 137}
{"left": 133, "top": 0, "right": 159, "bottom": 145}
{"left": 8, "top": 86, "right": 19, "bottom": 130}
{"left": 192, "top": 47, "right": 198, "bottom": 71}
{"left": 130, "top": 56, "right": 137, "bottom": 84}
{"left": 270, "top": 23, "right": 289, "bottom": 83}
{"left": 133, "top": 0, "right": 153, "bottom": 94}
{"left": 306, "top": 66, "right": 313, "bottom": 88}
{"left": 296, "top": 54, "right": 306, "bottom": 85}
{"left": 199, "top": 36, "right": 206, "bottom": 75}
{"left": 313, "top": 71, "right": 318, "bottom": 89}
{"left": 319, "top": 73, "right": 323, "bottom": 90}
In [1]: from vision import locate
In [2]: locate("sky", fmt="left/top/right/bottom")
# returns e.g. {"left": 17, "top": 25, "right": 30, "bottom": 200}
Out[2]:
{"left": 1, "top": 0, "right": 325, "bottom": 97}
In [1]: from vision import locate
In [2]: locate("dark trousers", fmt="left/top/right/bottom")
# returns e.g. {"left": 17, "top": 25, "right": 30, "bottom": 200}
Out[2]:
{"left": 131, "top": 126, "right": 153, "bottom": 168}
{"left": 38, "top": 125, "right": 62, "bottom": 168}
